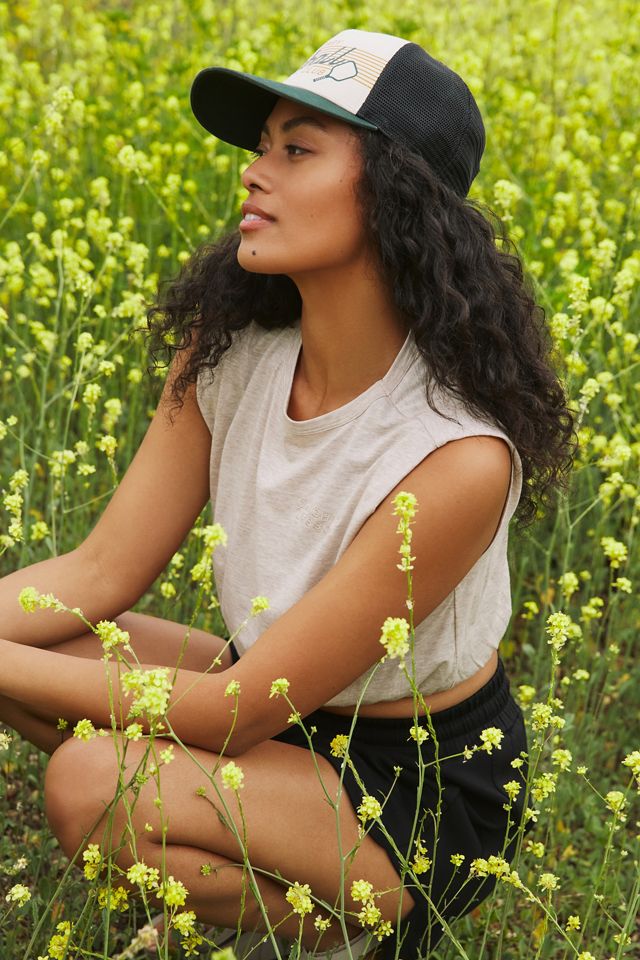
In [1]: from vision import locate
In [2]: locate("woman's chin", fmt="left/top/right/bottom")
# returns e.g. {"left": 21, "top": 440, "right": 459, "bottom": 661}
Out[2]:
{"left": 236, "top": 245, "right": 287, "bottom": 274}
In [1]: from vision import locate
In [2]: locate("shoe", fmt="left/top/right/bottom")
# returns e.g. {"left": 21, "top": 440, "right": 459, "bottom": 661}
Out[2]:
{"left": 208, "top": 925, "right": 288, "bottom": 960}
{"left": 297, "top": 929, "right": 376, "bottom": 960}
{"left": 210, "top": 927, "right": 376, "bottom": 960}
{"left": 144, "top": 915, "right": 287, "bottom": 959}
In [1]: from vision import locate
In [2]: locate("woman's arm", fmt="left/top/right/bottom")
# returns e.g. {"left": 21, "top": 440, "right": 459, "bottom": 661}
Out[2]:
{"left": 0, "top": 337, "right": 211, "bottom": 649}
{"left": 0, "top": 548, "right": 120, "bottom": 647}
{"left": 0, "top": 638, "right": 243, "bottom": 755}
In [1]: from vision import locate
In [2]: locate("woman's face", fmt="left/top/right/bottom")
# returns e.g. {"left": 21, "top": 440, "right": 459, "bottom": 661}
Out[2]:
{"left": 237, "top": 96, "right": 371, "bottom": 279}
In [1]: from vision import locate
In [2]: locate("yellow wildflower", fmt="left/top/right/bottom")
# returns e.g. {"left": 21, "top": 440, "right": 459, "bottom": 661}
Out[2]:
{"left": 330, "top": 734, "right": 349, "bottom": 758}
{"left": 73, "top": 718, "right": 97, "bottom": 742}
{"left": 357, "top": 795, "right": 382, "bottom": 823}
{"left": 479, "top": 727, "right": 504, "bottom": 753}
{"left": 285, "top": 881, "right": 313, "bottom": 916}
{"left": 5, "top": 884, "right": 31, "bottom": 906}
{"left": 156, "top": 876, "right": 188, "bottom": 907}
{"left": 221, "top": 760, "right": 244, "bottom": 791}
{"left": 538, "top": 872, "right": 560, "bottom": 892}
{"left": 379, "top": 616, "right": 410, "bottom": 660}
{"left": 82, "top": 843, "right": 103, "bottom": 880}
{"left": 269, "top": 678, "right": 290, "bottom": 698}
{"left": 351, "top": 879, "right": 374, "bottom": 903}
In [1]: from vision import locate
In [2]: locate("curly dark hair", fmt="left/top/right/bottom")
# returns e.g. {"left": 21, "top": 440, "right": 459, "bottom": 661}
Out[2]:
{"left": 143, "top": 126, "right": 579, "bottom": 534}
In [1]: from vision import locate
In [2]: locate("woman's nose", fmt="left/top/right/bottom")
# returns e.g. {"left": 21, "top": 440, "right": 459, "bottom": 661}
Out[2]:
{"left": 241, "top": 158, "right": 263, "bottom": 192}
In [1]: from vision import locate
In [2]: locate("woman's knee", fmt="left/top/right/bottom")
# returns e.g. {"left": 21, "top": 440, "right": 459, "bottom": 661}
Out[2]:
{"left": 44, "top": 735, "right": 118, "bottom": 856}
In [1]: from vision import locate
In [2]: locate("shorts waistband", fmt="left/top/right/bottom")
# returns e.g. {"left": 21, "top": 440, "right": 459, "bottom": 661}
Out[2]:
{"left": 312, "top": 657, "right": 521, "bottom": 748}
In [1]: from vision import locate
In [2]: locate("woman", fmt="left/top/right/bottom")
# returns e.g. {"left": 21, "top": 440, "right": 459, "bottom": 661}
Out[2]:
{"left": 0, "top": 28, "right": 576, "bottom": 960}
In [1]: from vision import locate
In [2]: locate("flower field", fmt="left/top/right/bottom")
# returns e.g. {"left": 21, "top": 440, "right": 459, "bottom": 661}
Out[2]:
{"left": 0, "top": 0, "right": 639, "bottom": 958}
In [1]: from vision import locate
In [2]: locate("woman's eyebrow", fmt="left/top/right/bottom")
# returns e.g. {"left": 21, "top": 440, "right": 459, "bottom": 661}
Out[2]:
{"left": 261, "top": 116, "right": 329, "bottom": 136}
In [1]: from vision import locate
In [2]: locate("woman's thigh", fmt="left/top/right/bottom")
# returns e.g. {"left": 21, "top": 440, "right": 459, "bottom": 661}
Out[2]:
{"left": 45, "top": 732, "right": 416, "bottom": 930}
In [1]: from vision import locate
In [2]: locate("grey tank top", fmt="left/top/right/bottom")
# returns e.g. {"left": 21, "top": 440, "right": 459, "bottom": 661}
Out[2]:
{"left": 196, "top": 320, "right": 522, "bottom": 707}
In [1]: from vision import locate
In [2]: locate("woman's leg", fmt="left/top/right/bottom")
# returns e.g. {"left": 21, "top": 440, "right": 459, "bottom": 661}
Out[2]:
{"left": 44, "top": 732, "right": 403, "bottom": 952}
{"left": 0, "top": 610, "right": 233, "bottom": 755}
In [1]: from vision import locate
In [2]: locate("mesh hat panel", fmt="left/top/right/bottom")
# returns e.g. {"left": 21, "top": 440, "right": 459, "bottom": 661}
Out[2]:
{"left": 357, "top": 43, "right": 485, "bottom": 197}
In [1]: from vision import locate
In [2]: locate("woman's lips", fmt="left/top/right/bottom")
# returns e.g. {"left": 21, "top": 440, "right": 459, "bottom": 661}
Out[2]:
{"left": 239, "top": 216, "right": 275, "bottom": 231}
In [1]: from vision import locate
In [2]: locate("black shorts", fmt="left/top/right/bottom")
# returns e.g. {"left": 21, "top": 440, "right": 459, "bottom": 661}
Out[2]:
{"left": 229, "top": 642, "right": 531, "bottom": 959}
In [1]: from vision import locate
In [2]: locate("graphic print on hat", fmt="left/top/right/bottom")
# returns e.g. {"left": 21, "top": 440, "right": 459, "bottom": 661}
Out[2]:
{"left": 283, "top": 30, "right": 409, "bottom": 115}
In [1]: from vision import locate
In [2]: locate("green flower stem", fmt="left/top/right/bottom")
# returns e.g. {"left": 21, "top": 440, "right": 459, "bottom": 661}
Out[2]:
{"left": 485, "top": 803, "right": 524, "bottom": 959}
{"left": 138, "top": 174, "right": 196, "bottom": 252}
{"left": 387, "top": 496, "right": 446, "bottom": 953}
{"left": 21, "top": 761, "right": 143, "bottom": 960}
{"left": 609, "top": 866, "right": 640, "bottom": 960}
{"left": 142, "top": 723, "right": 287, "bottom": 960}
{"left": 277, "top": 662, "right": 391, "bottom": 957}
{"left": 507, "top": 651, "right": 561, "bottom": 878}
{"left": 574, "top": 800, "right": 622, "bottom": 949}
{"left": 0, "top": 164, "right": 37, "bottom": 233}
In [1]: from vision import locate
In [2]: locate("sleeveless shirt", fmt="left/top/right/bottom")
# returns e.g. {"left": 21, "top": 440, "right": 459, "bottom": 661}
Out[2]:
{"left": 196, "top": 319, "right": 523, "bottom": 708}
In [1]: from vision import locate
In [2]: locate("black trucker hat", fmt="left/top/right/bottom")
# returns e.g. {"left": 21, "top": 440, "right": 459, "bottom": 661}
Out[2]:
{"left": 190, "top": 28, "right": 486, "bottom": 199}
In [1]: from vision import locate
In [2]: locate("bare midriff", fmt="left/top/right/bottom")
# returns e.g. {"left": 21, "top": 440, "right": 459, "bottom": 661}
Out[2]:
{"left": 321, "top": 649, "right": 499, "bottom": 718}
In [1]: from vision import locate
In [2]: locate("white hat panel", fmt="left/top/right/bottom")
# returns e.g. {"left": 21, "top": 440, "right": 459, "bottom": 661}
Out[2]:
{"left": 283, "top": 29, "right": 410, "bottom": 114}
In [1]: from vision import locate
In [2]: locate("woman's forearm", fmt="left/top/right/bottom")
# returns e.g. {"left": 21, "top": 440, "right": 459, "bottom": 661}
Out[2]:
{"left": 0, "top": 547, "right": 128, "bottom": 647}
{"left": 0, "top": 638, "right": 242, "bottom": 755}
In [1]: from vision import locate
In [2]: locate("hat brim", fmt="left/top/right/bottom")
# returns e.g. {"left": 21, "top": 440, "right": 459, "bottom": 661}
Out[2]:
{"left": 189, "top": 67, "right": 378, "bottom": 151}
